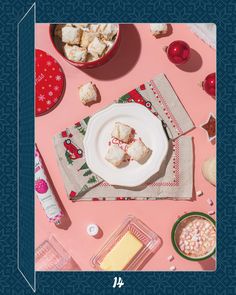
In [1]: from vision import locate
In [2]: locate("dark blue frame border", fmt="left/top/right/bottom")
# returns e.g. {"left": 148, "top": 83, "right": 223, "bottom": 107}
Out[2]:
{"left": 1, "top": 0, "right": 236, "bottom": 294}
{"left": 18, "top": 4, "right": 35, "bottom": 291}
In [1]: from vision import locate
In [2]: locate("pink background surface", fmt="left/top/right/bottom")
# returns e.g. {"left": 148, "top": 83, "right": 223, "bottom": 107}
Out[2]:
{"left": 35, "top": 23, "right": 216, "bottom": 271}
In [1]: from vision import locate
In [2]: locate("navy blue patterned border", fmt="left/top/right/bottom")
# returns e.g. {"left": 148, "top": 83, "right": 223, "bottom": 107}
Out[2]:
{"left": 18, "top": 4, "right": 35, "bottom": 291}
{"left": 0, "top": 0, "right": 236, "bottom": 294}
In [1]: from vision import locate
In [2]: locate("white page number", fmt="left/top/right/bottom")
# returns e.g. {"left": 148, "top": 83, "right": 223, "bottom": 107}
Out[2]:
{"left": 113, "top": 277, "right": 124, "bottom": 288}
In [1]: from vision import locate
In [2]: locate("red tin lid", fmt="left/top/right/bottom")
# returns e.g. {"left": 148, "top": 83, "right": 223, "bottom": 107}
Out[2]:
{"left": 35, "top": 49, "right": 65, "bottom": 116}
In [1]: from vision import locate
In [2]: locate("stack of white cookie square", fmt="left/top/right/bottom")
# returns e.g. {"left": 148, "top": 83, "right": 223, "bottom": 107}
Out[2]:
{"left": 54, "top": 23, "right": 118, "bottom": 62}
{"left": 106, "top": 122, "right": 151, "bottom": 167}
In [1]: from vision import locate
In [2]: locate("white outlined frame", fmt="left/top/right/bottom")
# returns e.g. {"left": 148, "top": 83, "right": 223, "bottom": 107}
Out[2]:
{"left": 17, "top": 2, "right": 36, "bottom": 292}
{"left": 16, "top": 14, "right": 217, "bottom": 293}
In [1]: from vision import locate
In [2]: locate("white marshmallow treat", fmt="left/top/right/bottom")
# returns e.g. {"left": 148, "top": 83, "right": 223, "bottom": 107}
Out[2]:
{"left": 100, "top": 24, "right": 118, "bottom": 40}
{"left": 105, "top": 144, "right": 125, "bottom": 167}
{"left": 62, "top": 26, "right": 82, "bottom": 44}
{"left": 80, "top": 31, "right": 99, "bottom": 48}
{"left": 78, "top": 82, "right": 97, "bottom": 105}
{"left": 111, "top": 122, "right": 133, "bottom": 143}
{"left": 88, "top": 37, "right": 107, "bottom": 57}
{"left": 127, "top": 139, "right": 150, "bottom": 162}
{"left": 90, "top": 24, "right": 101, "bottom": 32}
{"left": 64, "top": 44, "right": 87, "bottom": 62}
{"left": 150, "top": 23, "right": 168, "bottom": 36}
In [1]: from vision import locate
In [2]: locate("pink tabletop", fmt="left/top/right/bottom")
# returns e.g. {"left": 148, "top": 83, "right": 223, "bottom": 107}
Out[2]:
{"left": 35, "top": 23, "right": 216, "bottom": 271}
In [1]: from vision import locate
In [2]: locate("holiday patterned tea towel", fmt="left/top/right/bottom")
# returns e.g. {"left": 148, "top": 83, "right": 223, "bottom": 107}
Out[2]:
{"left": 53, "top": 73, "right": 195, "bottom": 201}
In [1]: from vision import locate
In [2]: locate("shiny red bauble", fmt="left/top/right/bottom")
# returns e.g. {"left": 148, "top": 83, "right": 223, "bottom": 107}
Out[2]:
{"left": 202, "top": 73, "right": 216, "bottom": 97}
{"left": 166, "top": 40, "right": 191, "bottom": 65}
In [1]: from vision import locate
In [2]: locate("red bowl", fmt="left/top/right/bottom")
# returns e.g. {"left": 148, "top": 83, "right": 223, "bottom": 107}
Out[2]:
{"left": 49, "top": 24, "right": 121, "bottom": 69}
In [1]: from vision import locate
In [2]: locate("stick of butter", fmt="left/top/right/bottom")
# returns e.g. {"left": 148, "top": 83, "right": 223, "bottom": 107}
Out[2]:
{"left": 100, "top": 231, "right": 143, "bottom": 271}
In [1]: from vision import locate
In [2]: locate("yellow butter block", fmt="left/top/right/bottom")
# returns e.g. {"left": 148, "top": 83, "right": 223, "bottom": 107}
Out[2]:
{"left": 100, "top": 231, "right": 143, "bottom": 271}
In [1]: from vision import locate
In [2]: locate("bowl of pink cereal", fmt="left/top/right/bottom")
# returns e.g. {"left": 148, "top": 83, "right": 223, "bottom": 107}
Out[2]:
{"left": 171, "top": 212, "right": 216, "bottom": 261}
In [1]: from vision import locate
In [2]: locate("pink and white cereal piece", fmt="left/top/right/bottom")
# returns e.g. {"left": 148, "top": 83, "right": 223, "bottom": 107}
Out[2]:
{"left": 169, "top": 265, "right": 176, "bottom": 271}
{"left": 167, "top": 255, "right": 174, "bottom": 262}
{"left": 208, "top": 210, "right": 215, "bottom": 215}
{"left": 196, "top": 190, "right": 203, "bottom": 196}
{"left": 207, "top": 198, "right": 213, "bottom": 206}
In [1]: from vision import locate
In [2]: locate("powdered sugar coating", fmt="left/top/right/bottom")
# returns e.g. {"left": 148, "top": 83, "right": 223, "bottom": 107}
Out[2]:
{"left": 54, "top": 23, "right": 118, "bottom": 63}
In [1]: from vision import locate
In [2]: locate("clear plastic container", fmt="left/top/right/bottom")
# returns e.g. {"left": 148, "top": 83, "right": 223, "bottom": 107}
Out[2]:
{"left": 91, "top": 215, "right": 162, "bottom": 271}
{"left": 35, "top": 234, "right": 74, "bottom": 271}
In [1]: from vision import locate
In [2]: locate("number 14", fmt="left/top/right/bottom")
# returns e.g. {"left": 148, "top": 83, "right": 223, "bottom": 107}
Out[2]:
{"left": 113, "top": 276, "right": 124, "bottom": 288}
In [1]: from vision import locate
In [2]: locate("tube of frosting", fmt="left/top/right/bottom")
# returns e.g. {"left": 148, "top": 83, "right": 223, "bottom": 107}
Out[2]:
{"left": 35, "top": 144, "right": 63, "bottom": 224}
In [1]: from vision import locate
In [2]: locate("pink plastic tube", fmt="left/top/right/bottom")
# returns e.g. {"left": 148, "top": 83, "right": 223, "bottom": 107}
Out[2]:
{"left": 35, "top": 145, "right": 63, "bottom": 224}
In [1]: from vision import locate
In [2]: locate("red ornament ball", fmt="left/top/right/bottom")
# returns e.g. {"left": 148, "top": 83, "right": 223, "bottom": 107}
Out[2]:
{"left": 166, "top": 40, "right": 190, "bottom": 65}
{"left": 203, "top": 73, "right": 216, "bottom": 97}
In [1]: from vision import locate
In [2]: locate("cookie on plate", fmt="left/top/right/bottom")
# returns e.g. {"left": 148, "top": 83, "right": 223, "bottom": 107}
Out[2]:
{"left": 127, "top": 139, "right": 150, "bottom": 162}
{"left": 105, "top": 144, "right": 125, "bottom": 167}
{"left": 111, "top": 122, "right": 134, "bottom": 143}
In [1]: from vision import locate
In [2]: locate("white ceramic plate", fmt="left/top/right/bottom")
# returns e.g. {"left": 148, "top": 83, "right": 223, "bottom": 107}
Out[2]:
{"left": 83, "top": 104, "right": 168, "bottom": 187}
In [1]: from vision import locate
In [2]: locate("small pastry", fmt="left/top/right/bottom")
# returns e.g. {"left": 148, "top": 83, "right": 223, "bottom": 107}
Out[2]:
{"left": 73, "top": 23, "right": 89, "bottom": 29}
{"left": 64, "top": 44, "right": 87, "bottom": 62}
{"left": 98, "top": 24, "right": 107, "bottom": 32}
{"left": 105, "top": 144, "right": 125, "bottom": 167}
{"left": 100, "top": 24, "right": 118, "bottom": 40}
{"left": 62, "top": 26, "right": 82, "bottom": 45}
{"left": 127, "top": 139, "right": 150, "bottom": 162}
{"left": 90, "top": 24, "right": 101, "bottom": 32}
{"left": 88, "top": 37, "right": 107, "bottom": 57}
{"left": 78, "top": 82, "right": 97, "bottom": 105}
{"left": 80, "top": 31, "right": 99, "bottom": 48}
{"left": 150, "top": 23, "right": 168, "bottom": 36}
{"left": 111, "top": 122, "right": 134, "bottom": 143}
{"left": 56, "top": 23, "right": 117, "bottom": 62}
{"left": 202, "top": 156, "right": 216, "bottom": 186}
